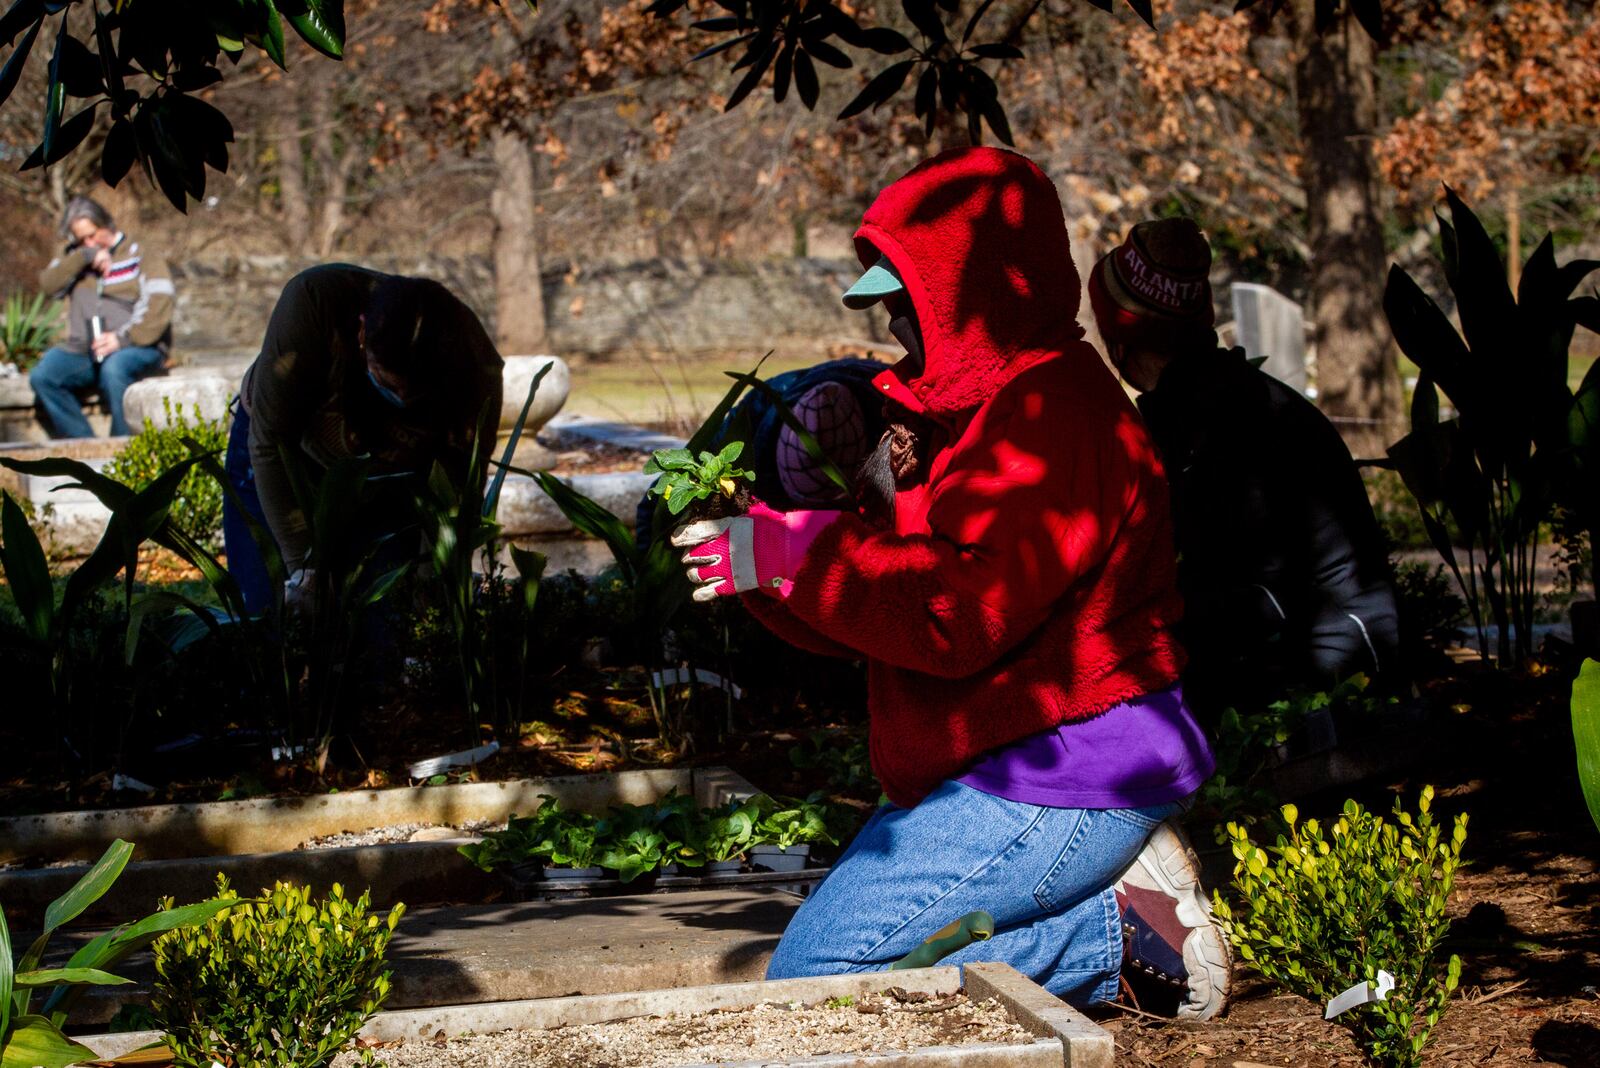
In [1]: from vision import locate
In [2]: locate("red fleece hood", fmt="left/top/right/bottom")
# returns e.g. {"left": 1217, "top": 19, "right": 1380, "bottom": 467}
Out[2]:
{"left": 856, "top": 147, "right": 1086, "bottom": 419}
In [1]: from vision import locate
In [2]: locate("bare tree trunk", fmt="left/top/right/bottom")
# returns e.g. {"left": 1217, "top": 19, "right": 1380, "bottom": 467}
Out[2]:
{"left": 275, "top": 110, "right": 311, "bottom": 255}
{"left": 1291, "top": 1, "right": 1402, "bottom": 459}
{"left": 307, "top": 73, "right": 359, "bottom": 258}
{"left": 490, "top": 131, "right": 548, "bottom": 353}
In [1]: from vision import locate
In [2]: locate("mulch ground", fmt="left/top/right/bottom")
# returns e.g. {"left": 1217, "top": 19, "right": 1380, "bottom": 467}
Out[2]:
{"left": 1105, "top": 651, "right": 1600, "bottom": 1066}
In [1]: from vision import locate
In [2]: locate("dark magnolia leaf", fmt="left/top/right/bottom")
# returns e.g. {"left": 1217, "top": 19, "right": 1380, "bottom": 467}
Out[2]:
{"left": 961, "top": 0, "right": 996, "bottom": 42}
{"left": 692, "top": 16, "right": 748, "bottom": 31}
{"left": 0, "top": 17, "right": 42, "bottom": 109}
{"left": 93, "top": 4, "right": 124, "bottom": 101}
{"left": 772, "top": 36, "right": 794, "bottom": 103}
{"left": 970, "top": 71, "right": 1013, "bottom": 144}
{"left": 136, "top": 113, "right": 192, "bottom": 212}
{"left": 1350, "top": 0, "right": 1385, "bottom": 42}
{"left": 1314, "top": 0, "right": 1337, "bottom": 33}
{"left": 1123, "top": 0, "right": 1154, "bottom": 26}
{"left": 934, "top": 0, "right": 959, "bottom": 13}
{"left": 171, "top": 65, "right": 224, "bottom": 93}
{"left": 853, "top": 25, "right": 914, "bottom": 55}
{"left": 100, "top": 117, "right": 135, "bottom": 185}
{"left": 150, "top": 104, "right": 205, "bottom": 197}
{"left": 0, "top": 0, "right": 43, "bottom": 50}
{"left": 690, "top": 30, "right": 755, "bottom": 63}
{"left": 913, "top": 63, "right": 936, "bottom": 118}
{"left": 21, "top": 101, "right": 96, "bottom": 170}
{"left": 939, "top": 57, "right": 960, "bottom": 110}
{"left": 902, "top": 0, "right": 948, "bottom": 45}
{"left": 57, "top": 32, "right": 102, "bottom": 97}
{"left": 803, "top": 36, "right": 851, "bottom": 68}
{"left": 284, "top": 0, "right": 346, "bottom": 60}
{"left": 731, "top": 25, "right": 776, "bottom": 71}
{"left": 40, "top": 8, "right": 68, "bottom": 160}
{"left": 724, "top": 37, "right": 778, "bottom": 110}
{"left": 838, "top": 57, "right": 915, "bottom": 119}
{"left": 645, "top": 0, "right": 690, "bottom": 17}
{"left": 252, "top": 0, "right": 286, "bottom": 69}
{"left": 968, "top": 41, "right": 1023, "bottom": 59}
{"left": 794, "top": 46, "right": 819, "bottom": 108}
{"left": 173, "top": 92, "right": 235, "bottom": 170}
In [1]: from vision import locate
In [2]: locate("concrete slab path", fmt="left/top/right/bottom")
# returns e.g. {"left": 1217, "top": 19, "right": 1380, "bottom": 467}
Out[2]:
{"left": 52, "top": 889, "right": 800, "bottom": 1027}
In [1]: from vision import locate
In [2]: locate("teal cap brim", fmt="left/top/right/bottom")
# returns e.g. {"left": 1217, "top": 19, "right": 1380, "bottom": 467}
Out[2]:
{"left": 842, "top": 255, "right": 906, "bottom": 310}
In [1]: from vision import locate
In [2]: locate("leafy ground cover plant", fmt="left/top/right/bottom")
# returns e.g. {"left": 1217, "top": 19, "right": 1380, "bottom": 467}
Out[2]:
{"left": 103, "top": 401, "right": 229, "bottom": 552}
{"left": 1, "top": 839, "right": 232, "bottom": 1068}
{"left": 694, "top": 797, "right": 763, "bottom": 863}
{"left": 151, "top": 878, "right": 404, "bottom": 1068}
{"left": 1214, "top": 788, "right": 1468, "bottom": 1068}
{"left": 751, "top": 792, "right": 839, "bottom": 849}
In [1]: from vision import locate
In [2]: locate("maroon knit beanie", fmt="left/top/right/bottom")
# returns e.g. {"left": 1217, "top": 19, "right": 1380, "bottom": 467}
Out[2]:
{"left": 1088, "top": 218, "right": 1215, "bottom": 350}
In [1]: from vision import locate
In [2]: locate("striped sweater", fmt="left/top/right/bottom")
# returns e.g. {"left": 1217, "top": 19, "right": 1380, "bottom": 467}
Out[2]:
{"left": 38, "top": 231, "right": 176, "bottom": 357}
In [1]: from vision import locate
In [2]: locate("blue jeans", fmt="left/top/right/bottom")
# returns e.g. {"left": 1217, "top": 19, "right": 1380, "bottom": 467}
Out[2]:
{"left": 30, "top": 344, "right": 167, "bottom": 438}
{"left": 766, "top": 780, "right": 1179, "bottom": 1005}
{"left": 222, "top": 401, "right": 275, "bottom": 615}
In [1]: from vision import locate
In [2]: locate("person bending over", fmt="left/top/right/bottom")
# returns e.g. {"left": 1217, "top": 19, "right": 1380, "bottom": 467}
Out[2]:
{"left": 224, "top": 264, "right": 503, "bottom": 615}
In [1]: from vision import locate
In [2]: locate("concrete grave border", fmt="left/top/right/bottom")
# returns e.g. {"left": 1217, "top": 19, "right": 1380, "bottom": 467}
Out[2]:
{"left": 78, "top": 963, "right": 1114, "bottom": 1067}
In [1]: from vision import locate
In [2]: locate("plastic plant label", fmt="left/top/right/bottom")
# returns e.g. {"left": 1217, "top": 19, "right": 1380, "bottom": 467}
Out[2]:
{"left": 1325, "top": 970, "right": 1395, "bottom": 1019}
{"left": 650, "top": 667, "right": 745, "bottom": 699}
{"left": 407, "top": 740, "right": 500, "bottom": 780}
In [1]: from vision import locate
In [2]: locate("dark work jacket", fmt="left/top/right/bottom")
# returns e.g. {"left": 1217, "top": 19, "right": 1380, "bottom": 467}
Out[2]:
{"left": 1137, "top": 346, "right": 1399, "bottom": 717}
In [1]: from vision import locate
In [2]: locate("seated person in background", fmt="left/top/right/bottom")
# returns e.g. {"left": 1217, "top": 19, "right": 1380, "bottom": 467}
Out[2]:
{"left": 32, "top": 195, "right": 175, "bottom": 438}
{"left": 1087, "top": 218, "right": 1400, "bottom": 725}
{"left": 224, "top": 264, "right": 504, "bottom": 616}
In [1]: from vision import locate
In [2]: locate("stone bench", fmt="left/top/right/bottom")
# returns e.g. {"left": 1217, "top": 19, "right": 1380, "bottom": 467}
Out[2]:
{"left": 2, "top": 356, "right": 593, "bottom": 560}
{"left": 0, "top": 355, "right": 571, "bottom": 447}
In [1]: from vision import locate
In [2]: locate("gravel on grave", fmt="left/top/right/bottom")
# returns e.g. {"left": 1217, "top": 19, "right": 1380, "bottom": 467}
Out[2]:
{"left": 296, "top": 821, "right": 493, "bottom": 850}
{"left": 333, "top": 989, "right": 1036, "bottom": 1068}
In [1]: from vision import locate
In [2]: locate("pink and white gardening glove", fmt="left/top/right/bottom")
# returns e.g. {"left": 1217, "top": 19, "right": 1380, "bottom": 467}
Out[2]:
{"left": 670, "top": 501, "right": 841, "bottom": 602}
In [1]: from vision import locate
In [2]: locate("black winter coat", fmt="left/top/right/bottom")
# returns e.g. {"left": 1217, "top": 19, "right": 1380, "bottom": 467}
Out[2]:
{"left": 1136, "top": 346, "right": 1399, "bottom": 718}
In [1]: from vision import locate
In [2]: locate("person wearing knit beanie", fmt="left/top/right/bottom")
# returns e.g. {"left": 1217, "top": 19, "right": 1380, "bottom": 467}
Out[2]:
{"left": 1087, "top": 218, "right": 1218, "bottom": 391}
{"left": 1088, "top": 216, "right": 1400, "bottom": 729}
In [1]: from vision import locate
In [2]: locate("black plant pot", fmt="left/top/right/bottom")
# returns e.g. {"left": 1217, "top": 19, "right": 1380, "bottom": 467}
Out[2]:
{"left": 749, "top": 844, "right": 810, "bottom": 873}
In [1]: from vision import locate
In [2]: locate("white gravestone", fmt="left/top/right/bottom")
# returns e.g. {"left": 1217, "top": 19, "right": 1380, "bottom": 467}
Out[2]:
{"left": 1230, "top": 282, "right": 1308, "bottom": 395}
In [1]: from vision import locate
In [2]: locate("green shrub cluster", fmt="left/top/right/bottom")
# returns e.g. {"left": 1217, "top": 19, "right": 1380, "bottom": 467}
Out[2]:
{"left": 458, "top": 790, "right": 848, "bottom": 880}
{"left": 103, "top": 399, "right": 229, "bottom": 552}
{"left": 151, "top": 878, "right": 403, "bottom": 1068}
{"left": 1214, "top": 788, "right": 1467, "bottom": 1068}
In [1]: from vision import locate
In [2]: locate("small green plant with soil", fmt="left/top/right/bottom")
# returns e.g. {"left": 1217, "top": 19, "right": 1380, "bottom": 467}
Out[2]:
{"left": 644, "top": 441, "right": 756, "bottom": 519}
{"left": 1213, "top": 788, "right": 1467, "bottom": 1068}
{"left": 150, "top": 877, "right": 404, "bottom": 1068}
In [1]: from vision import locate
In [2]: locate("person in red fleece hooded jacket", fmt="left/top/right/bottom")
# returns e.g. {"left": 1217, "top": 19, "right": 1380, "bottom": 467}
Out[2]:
{"left": 673, "top": 148, "right": 1230, "bottom": 1017}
